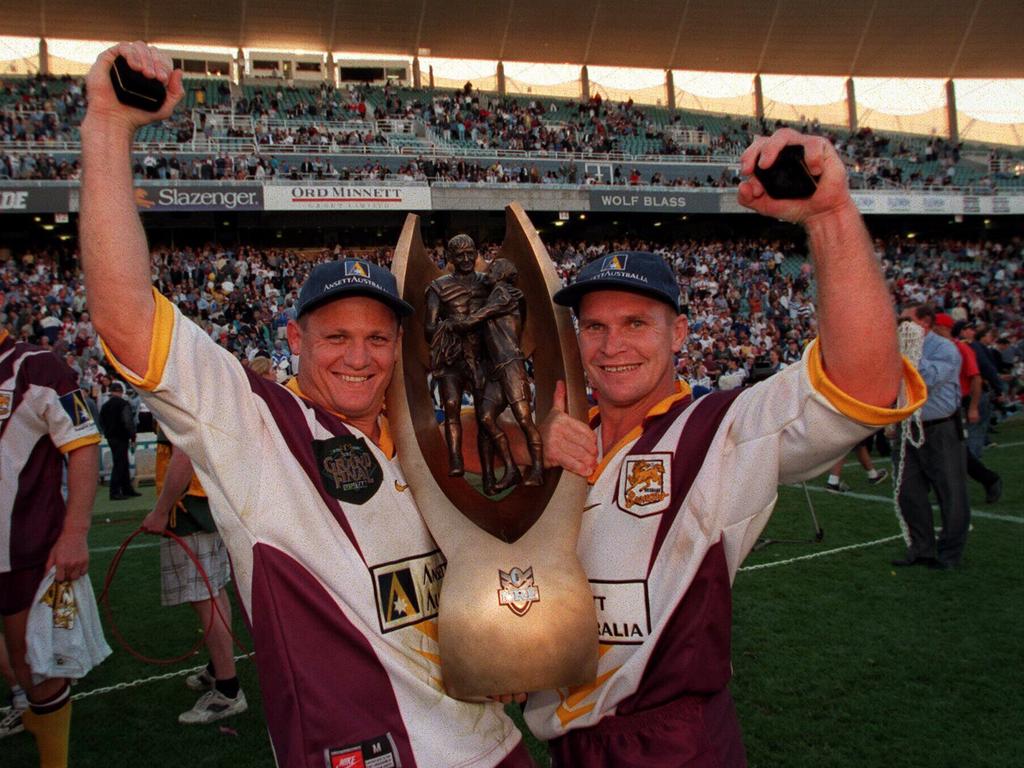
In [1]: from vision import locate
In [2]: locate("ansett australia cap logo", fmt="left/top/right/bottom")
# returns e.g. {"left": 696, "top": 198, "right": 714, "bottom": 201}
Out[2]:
{"left": 345, "top": 261, "right": 370, "bottom": 278}
{"left": 602, "top": 254, "right": 627, "bottom": 271}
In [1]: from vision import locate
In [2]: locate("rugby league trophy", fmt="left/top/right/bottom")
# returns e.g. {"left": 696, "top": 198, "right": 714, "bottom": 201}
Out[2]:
{"left": 388, "top": 204, "right": 598, "bottom": 699}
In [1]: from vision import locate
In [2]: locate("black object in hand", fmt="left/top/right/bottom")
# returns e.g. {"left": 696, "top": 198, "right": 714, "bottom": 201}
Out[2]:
{"left": 109, "top": 55, "right": 166, "bottom": 112}
{"left": 753, "top": 145, "right": 819, "bottom": 200}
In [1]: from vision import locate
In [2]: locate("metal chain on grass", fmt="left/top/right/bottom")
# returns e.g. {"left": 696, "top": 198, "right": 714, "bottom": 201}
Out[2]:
{"left": 71, "top": 655, "right": 249, "bottom": 702}
{"left": 892, "top": 321, "right": 926, "bottom": 547}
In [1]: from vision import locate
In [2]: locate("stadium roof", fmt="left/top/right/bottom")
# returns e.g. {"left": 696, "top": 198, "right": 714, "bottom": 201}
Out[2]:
{"left": 4, "top": 0, "right": 1023, "bottom": 79}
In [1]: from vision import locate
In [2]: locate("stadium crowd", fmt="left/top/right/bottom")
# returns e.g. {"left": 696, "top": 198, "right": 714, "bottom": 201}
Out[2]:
{"left": 2, "top": 234, "right": 1021, "bottom": 411}
{"left": 5, "top": 73, "right": 1018, "bottom": 191}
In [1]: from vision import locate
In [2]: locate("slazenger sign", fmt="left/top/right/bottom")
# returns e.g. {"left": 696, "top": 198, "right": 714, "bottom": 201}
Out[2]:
{"left": 0, "top": 188, "right": 70, "bottom": 213}
{"left": 133, "top": 185, "right": 263, "bottom": 211}
{"left": 264, "top": 184, "right": 431, "bottom": 211}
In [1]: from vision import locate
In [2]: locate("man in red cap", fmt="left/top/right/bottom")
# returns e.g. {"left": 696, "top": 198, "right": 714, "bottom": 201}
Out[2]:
{"left": 934, "top": 313, "right": 1002, "bottom": 503}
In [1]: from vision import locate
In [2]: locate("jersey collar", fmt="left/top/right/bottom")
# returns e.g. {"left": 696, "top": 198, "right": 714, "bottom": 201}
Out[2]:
{"left": 586, "top": 380, "right": 692, "bottom": 485}
{"left": 284, "top": 377, "right": 394, "bottom": 459}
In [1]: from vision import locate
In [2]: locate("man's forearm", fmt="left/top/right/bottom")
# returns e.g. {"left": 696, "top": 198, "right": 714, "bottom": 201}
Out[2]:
{"left": 64, "top": 445, "right": 100, "bottom": 537}
{"left": 79, "top": 122, "right": 156, "bottom": 374}
{"left": 805, "top": 202, "right": 902, "bottom": 407}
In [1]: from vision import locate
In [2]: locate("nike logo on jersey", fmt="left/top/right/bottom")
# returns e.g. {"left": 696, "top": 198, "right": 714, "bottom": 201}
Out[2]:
{"left": 583, "top": 503, "right": 600, "bottom": 513}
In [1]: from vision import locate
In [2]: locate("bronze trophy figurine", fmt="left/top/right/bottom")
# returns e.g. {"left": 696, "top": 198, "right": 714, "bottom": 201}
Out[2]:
{"left": 425, "top": 236, "right": 544, "bottom": 494}
{"left": 387, "top": 204, "right": 598, "bottom": 699}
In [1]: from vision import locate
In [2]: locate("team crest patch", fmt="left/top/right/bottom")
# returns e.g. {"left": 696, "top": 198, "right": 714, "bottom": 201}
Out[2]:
{"left": 0, "top": 389, "right": 12, "bottom": 420}
{"left": 314, "top": 435, "right": 383, "bottom": 504}
{"left": 324, "top": 732, "right": 401, "bottom": 768}
{"left": 59, "top": 389, "right": 94, "bottom": 428}
{"left": 618, "top": 452, "right": 672, "bottom": 516}
{"left": 41, "top": 581, "right": 77, "bottom": 629}
{"left": 497, "top": 566, "right": 540, "bottom": 617}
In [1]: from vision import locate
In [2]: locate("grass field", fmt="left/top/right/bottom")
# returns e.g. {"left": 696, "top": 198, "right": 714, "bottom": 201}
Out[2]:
{"left": 4, "top": 418, "right": 1023, "bottom": 767}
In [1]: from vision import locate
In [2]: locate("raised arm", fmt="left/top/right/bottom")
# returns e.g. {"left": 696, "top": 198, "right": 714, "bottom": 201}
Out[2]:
{"left": 738, "top": 129, "right": 901, "bottom": 407}
{"left": 79, "top": 42, "right": 184, "bottom": 374}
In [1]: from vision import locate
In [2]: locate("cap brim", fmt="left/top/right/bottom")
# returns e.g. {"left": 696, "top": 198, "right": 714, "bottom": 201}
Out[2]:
{"left": 553, "top": 279, "right": 681, "bottom": 314}
{"left": 299, "top": 287, "right": 414, "bottom": 319}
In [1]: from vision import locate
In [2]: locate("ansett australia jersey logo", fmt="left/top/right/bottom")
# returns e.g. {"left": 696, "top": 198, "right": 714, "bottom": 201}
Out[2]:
{"left": 618, "top": 453, "right": 672, "bottom": 516}
{"left": 497, "top": 566, "right": 540, "bottom": 617}
{"left": 59, "top": 389, "right": 95, "bottom": 430}
{"left": 371, "top": 550, "right": 446, "bottom": 633}
{"left": 0, "top": 389, "right": 13, "bottom": 420}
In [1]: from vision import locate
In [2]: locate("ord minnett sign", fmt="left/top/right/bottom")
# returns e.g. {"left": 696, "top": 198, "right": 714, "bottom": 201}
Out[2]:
{"left": 264, "top": 184, "right": 431, "bottom": 211}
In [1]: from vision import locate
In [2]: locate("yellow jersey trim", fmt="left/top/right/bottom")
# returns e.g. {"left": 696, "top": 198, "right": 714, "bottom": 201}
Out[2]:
{"left": 100, "top": 288, "right": 175, "bottom": 392}
{"left": 806, "top": 339, "right": 926, "bottom": 426}
{"left": 58, "top": 434, "right": 102, "bottom": 454}
{"left": 588, "top": 381, "right": 692, "bottom": 485}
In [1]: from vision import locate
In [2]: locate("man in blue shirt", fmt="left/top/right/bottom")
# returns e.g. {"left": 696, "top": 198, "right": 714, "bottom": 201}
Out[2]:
{"left": 893, "top": 303, "right": 970, "bottom": 570}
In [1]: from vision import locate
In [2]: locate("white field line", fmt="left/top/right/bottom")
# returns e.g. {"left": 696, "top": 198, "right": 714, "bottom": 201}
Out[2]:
{"left": 797, "top": 483, "right": 1023, "bottom": 524}
{"left": 841, "top": 440, "right": 1024, "bottom": 470}
{"left": 90, "top": 540, "right": 161, "bottom": 554}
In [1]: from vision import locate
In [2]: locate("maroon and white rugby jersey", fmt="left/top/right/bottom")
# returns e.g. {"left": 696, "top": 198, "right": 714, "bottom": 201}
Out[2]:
{"left": 524, "top": 342, "right": 925, "bottom": 741}
{"left": 102, "top": 295, "right": 526, "bottom": 768}
{"left": 1, "top": 330, "right": 101, "bottom": 573}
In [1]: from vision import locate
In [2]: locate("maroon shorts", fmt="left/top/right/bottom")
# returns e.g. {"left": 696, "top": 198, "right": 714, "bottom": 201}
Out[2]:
{"left": 0, "top": 563, "right": 47, "bottom": 616}
{"left": 548, "top": 688, "right": 747, "bottom": 768}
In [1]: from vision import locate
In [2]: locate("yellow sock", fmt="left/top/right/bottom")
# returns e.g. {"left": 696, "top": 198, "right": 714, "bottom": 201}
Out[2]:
{"left": 22, "top": 699, "right": 72, "bottom": 768}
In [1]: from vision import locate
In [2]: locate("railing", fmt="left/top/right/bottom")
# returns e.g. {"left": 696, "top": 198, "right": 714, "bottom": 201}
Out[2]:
{"left": 0, "top": 176, "right": 1020, "bottom": 195}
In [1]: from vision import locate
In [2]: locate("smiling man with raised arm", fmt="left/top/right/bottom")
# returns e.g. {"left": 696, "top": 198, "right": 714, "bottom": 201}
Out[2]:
{"left": 529, "top": 128, "right": 927, "bottom": 766}
{"left": 80, "top": 42, "right": 532, "bottom": 768}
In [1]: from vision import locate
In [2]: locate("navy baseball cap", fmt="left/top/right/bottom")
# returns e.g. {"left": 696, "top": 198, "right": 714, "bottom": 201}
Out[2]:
{"left": 553, "top": 251, "right": 681, "bottom": 314}
{"left": 296, "top": 259, "right": 414, "bottom": 319}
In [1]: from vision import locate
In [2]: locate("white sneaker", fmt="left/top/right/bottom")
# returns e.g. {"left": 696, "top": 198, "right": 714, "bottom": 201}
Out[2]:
{"left": 185, "top": 667, "right": 215, "bottom": 692}
{"left": 178, "top": 689, "right": 247, "bottom": 725}
{"left": 868, "top": 469, "right": 889, "bottom": 485}
{"left": 0, "top": 707, "right": 24, "bottom": 738}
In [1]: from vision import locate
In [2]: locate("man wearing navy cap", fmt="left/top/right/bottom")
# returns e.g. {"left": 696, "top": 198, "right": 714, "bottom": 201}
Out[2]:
{"left": 77, "top": 42, "right": 533, "bottom": 768}
{"left": 527, "top": 129, "right": 926, "bottom": 766}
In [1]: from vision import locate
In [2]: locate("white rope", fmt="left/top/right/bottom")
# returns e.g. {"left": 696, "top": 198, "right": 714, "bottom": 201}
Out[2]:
{"left": 69, "top": 654, "right": 250, "bottom": 702}
{"left": 892, "top": 321, "right": 926, "bottom": 547}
